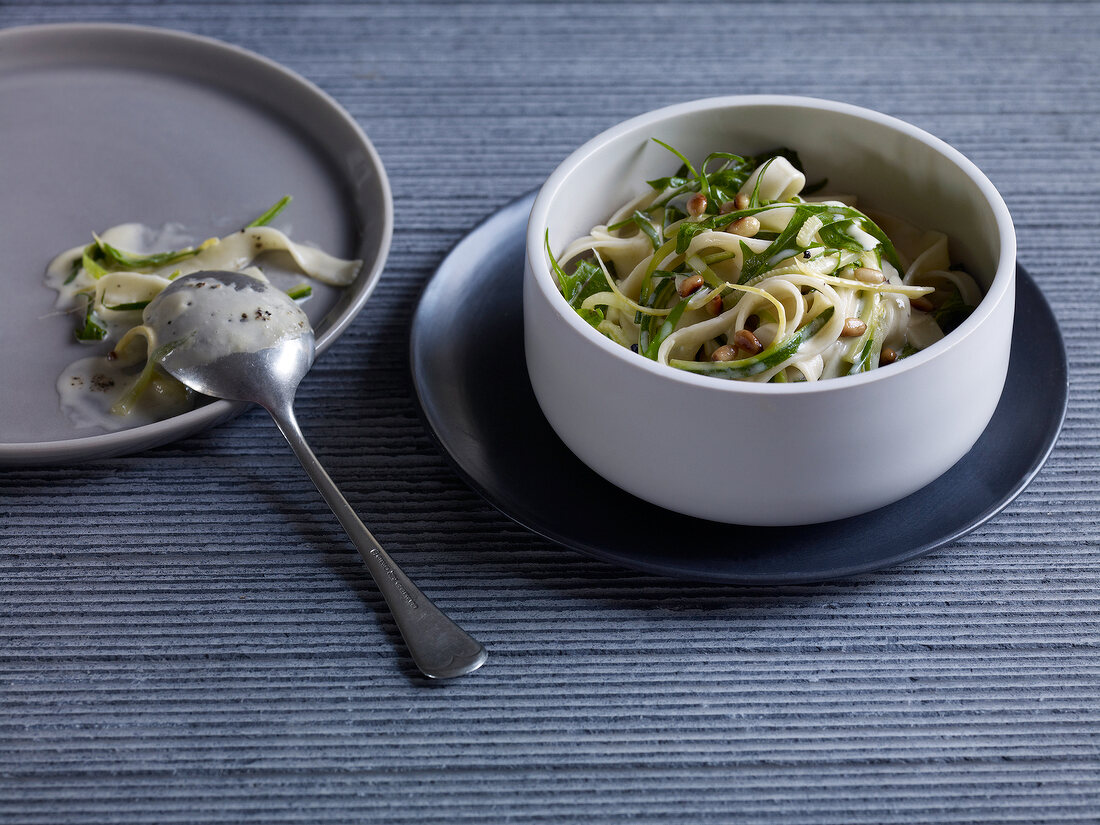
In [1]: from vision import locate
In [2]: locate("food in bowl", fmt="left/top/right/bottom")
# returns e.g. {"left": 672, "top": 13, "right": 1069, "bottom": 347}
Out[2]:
{"left": 45, "top": 197, "right": 360, "bottom": 430}
{"left": 524, "top": 96, "right": 1016, "bottom": 526}
{"left": 547, "top": 141, "right": 983, "bottom": 383}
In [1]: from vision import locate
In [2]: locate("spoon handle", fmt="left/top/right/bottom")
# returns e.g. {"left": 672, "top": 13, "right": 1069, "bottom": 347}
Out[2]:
{"left": 265, "top": 402, "right": 487, "bottom": 680}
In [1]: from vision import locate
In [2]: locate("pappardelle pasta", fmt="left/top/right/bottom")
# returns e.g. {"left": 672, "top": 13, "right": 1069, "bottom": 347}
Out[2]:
{"left": 547, "top": 142, "right": 982, "bottom": 382}
{"left": 46, "top": 197, "right": 361, "bottom": 429}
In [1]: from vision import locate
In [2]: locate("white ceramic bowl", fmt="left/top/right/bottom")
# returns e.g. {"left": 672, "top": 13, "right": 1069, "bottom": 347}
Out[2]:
{"left": 524, "top": 96, "right": 1016, "bottom": 526}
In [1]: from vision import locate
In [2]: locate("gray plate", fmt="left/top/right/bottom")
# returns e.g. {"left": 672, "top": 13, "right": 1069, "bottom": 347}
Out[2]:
{"left": 411, "top": 191, "right": 1068, "bottom": 584}
{"left": 0, "top": 23, "right": 392, "bottom": 465}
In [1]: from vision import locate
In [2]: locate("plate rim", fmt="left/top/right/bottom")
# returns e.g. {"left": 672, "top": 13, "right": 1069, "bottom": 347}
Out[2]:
{"left": 0, "top": 22, "right": 394, "bottom": 466}
{"left": 410, "top": 190, "right": 1069, "bottom": 584}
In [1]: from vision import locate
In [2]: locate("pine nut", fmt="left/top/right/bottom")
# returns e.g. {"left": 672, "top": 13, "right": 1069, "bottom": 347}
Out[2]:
{"left": 733, "top": 328, "right": 762, "bottom": 355}
{"left": 880, "top": 347, "right": 898, "bottom": 365}
{"left": 678, "top": 274, "right": 705, "bottom": 297}
{"left": 841, "top": 317, "right": 867, "bottom": 337}
{"left": 687, "top": 193, "right": 708, "bottom": 217}
{"left": 719, "top": 201, "right": 738, "bottom": 214}
{"left": 726, "top": 216, "right": 760, "bottom": 237}
{"left": 854, "top": 267, "right": 885, "bottom": 284}
{"left": 707, "top": 295, "right": 724, "bottom": 316}
{"left": 710, "top": 344, "right": 737, "bottom": 362}
{"left": 734, "top": 193, "right": 750, "bottom": 210}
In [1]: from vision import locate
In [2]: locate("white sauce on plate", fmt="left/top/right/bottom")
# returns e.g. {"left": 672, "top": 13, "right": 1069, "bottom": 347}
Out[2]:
{"left": 46, "top": 214, "right": 358, "bottom": 432}
{"left": 49, "top": 223, "right": 200, "bottom": 431}
{"left": 145, "top": 275, "right": 309, "bottom": 373}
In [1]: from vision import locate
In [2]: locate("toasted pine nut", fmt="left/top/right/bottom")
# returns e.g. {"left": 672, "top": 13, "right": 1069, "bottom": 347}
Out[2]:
{"left": 744, "top": 314, "right": 760, "bottom": 331}
{"left": 733, "top": 328, "right": 762, "bottom": 355}
{"left": 734, "top": 193, "right": 750, "bottom": 210}
{"left": 707, "top": 295, "right": 724, "bottom": 316}
{"left": 841, "top": 318, "right": 867, "bottom": 337}
{"left": 911, "top": 296, "right": 934, "bottom": 312}
{"left": 726, "top": 216, "right": 760, "bottom": 237}
{"left": 719, "top": 200, "right": 738, "bottom": 214}
{"left": 710, "top": 344, "right": 737, "bottom": 362}
{"left": 880, "top": 347, "right": 898, "bottom": 365}
{"left": 678, "top": 274, "right": 705, "bottom": 297}
{"left": 687, "top": 193, "right": 708, "bottom": 217}
{"left": 854, "top": 267, "right": 885, "bottom": 284}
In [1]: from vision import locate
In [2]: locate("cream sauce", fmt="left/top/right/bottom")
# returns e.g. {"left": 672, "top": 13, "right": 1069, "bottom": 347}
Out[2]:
{"left": 48, "top": 217, "right": 357, "bottom": 431}
{"left": 57, "top": 355, "right": 194, "bottom": 431}
{"left": 52, "top": 223, "right": 201, "bottom": 430}
{"left": 144, "top": 274, "right": 309, "bottom": 372}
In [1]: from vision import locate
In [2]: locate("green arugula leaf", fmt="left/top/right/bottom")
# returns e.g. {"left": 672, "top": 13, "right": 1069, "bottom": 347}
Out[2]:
{"left": 675, "top": 221, "right": 710, "bottom": 255}
{"left": 817, "top": 219, "right": 868, "bottom": 255}
{"left": 652, "top": 138, "right": 710, "bottom": 202}
{"left": 246, "top": 195, "right": 292, "bottom": 228}
{"left": 577, "top": 306, "right": 605, "bottom": 327}
{"left": 64, "top": 254, "right": 84, "bottom": 285}
{"left": 559, "top": 259, "right": 610, "bottom": 309}
{"left": 837, "top": 209, "right": 904, "bottom": 274}
{"left": 699, "top": 152, "right": 757, "bottom": 205}
{"left": 94, "top": 236, "right": 203, "bottom": 271}
{"left": 737, "top": 203, "right": 831, "bottom": 283}
{"left": 607, "top": 210, "right": 661, "bottom": 250}
{"left": 80, "top": 244, "right": 110, "bottom": 281}
{"left": 74, "top": 294, "right": 108, "bottom": 341}
{"left": 646, "top": 165, "right": 691, "bottom": 192}
{"left": 545, "top": 233, "right": 611, "bottom": 323}
{"left": 102, "top": 300, "right": 151, "bottom": 311}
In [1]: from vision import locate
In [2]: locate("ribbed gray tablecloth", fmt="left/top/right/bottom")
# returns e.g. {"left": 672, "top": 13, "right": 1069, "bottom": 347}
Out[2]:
{"left": 2, "top": 2, "right": 1098, "bottom": 823}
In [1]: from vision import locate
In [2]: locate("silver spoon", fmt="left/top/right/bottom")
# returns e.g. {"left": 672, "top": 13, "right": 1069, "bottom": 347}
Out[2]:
{"left": 143, "top": 270, "right": 487, "bottom": 679}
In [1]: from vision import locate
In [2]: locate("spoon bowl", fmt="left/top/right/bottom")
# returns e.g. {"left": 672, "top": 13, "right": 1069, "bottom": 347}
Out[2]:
{"left": 145, "top": 271, "right": 487, "bottom": 679}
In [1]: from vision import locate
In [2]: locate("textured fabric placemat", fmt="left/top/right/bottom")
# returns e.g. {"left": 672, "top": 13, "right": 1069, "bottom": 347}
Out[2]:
{"left": 1, "top": 2, "right": 1097, "bottom": 823}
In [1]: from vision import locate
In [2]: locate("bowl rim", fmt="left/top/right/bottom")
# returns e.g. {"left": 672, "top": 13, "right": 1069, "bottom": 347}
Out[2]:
{"left": 526, "top": 94, "right": 1016, "bottom": 396}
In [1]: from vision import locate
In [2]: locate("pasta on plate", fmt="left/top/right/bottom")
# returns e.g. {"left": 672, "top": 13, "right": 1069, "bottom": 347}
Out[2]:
{"left": 45, "top": 197, "right": 361, "bottom": 429}
{"left": 547, "top": 142, "right": 982, "bottom": 383}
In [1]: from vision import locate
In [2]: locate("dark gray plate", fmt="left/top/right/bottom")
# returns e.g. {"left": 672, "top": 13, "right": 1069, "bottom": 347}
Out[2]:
{"left": 410, "top": 191, "right": 1068, "bottom": 584}
{"left": 0, "top": 24, "right": 392, "bottom": 465}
